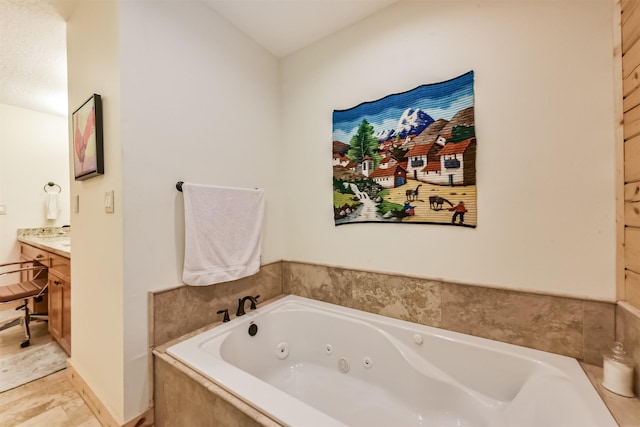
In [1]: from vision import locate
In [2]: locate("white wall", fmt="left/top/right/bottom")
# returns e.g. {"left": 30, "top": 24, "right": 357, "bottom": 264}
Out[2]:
{"left": 281, "top": 0, "right": 617, "bottom": 300}
{"left": 66, "top": 0, "right": 125, "bottom": 421}
{"left": 119, "top": 2, "right": 282, "bottom": 420}
{"left": 0, "top": 104, "right": 70, "bottom": 268}
{"left": 69, "top": 1, "right": 283, "bottom": 422}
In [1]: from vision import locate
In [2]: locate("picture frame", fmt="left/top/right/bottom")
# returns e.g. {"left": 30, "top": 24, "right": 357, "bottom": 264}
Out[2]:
{"left": 72, "top": 93, "right": 104, "bottom": 180}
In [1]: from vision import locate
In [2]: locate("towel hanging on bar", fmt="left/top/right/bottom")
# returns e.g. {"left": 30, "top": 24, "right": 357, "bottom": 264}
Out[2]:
{"left": 180, "top": 182, "right": 265, "bottom": 286}
{"left": 46, "top": 193, "right": 59, "bottom": 220}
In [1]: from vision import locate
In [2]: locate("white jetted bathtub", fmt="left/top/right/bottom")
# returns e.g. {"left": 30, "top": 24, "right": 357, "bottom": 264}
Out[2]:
{"left": 167, "top": 295, "right": 616, "bottom": 427}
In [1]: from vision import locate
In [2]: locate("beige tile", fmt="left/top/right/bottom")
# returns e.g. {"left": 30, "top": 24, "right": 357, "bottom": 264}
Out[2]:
{"left": 283, "top": 262, "right": 353, "bottom": 306}
{"left": 154, "top": 355, "right": 275, "bottom": 427}
{"left": 152, "top": 262, "right": 283, "bottom": 346}
{"left": 581, "top": 362, "right": 640, "bottom": 427}
{"left": 441, "top": 283, "right": 584, "bottom": 358}
{"left": 283, "top": 262, "right": 441, "bottom": 326}
{"left": 583, "top": 300, "right": 616, "bottom": 366}
{"left": 14, "top": 405, "right": 70, "bottom": 427}
{"left": 350, "top": 270, "right": 441, "bottom": 327}
{"left": 0, "top": 370, "right": 99, "bottom": 427}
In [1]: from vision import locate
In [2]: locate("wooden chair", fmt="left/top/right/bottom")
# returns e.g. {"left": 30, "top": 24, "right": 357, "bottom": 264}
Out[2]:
{"left": 0, "top": 260, "right": 48, "bottom": 348}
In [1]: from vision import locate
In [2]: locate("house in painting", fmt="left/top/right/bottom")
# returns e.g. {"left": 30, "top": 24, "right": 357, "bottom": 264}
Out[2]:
{"left": 405, "top": 142, "right": 443, "bottom": 181}
{"left": 358, "top": 155, "right": 375, "bottom": 177}
{"left": 369, "top": 163, "right": 407, "bottom": 188}
{"left": 378, "top": 153, "right": 398, "bottom": 170}
{"left": 435, "top": 134, "right": 449, "bottom": 146}
{"left": 434, "top": 137, "right": 477, "bottom": 186}
{"left": 420, "top": 159, "right": 442, "bottom": 180}
{"left": 332, "top": 153, "right": 350, "bottom": 167}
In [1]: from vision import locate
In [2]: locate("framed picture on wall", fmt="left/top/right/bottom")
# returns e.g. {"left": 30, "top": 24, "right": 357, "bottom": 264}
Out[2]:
{"left": 72, "top": 93, "right": 104, "bottom": 181}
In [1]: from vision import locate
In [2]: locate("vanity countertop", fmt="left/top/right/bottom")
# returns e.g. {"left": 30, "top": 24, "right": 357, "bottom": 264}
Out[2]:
{"left": 17, "top": 227, "right": 71, "bottom": 258}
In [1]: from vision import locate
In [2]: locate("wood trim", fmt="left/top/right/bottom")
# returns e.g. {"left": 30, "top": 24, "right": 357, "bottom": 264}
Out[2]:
{"left": 622, "top": 35, "right": 640, "bottom": 78}
{"left": 622, "top": 0, "right": 640, "bottom": 26}
{"left": 624, "top": 103, "right": 640, "bottom": 141}
{"left": 622, "top": 0, "right": 640, "bottom": 307}
{"left": 622, "top": 63, "right": 640, "bottom": 98}
{"left": 615, "top": 0, "right": 626, "bottom": 301}
{"left": 625, "top": 134, "right": 640, "bottom": 182}
{"left": 625, "top": 226, "right": 640, "bottom": 273}
{"left": 66, "top": 360, "right": 154, "bottom": 427}
{"left": 624, "top": 86, "right": 640, "bottom": 113}
{"left": 625, "top": 201, "right": 640, "bottom": 227}
{"left": 625, "top": 269, "right": 640, "bottom": 308}
{"left": 624, "top": 181, "right": 640, "bottom": 227}
{"left": 622, "top": 0, "right": 640, "bottom": 54}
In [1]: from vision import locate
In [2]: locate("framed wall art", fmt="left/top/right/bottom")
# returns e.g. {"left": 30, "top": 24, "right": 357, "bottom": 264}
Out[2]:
{"left": 72, "top": 93, "right": 104, "bottom": 181}
{"left": 332, "top": 71, "right": 477, "bottom": 228}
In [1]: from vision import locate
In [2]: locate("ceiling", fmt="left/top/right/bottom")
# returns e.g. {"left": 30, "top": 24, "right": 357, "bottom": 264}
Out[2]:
{"left": 0, "top": 0, "right": 398, "bottom": 118}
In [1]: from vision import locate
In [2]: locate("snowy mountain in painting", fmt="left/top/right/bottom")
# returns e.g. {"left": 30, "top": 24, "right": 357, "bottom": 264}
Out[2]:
{"left": 375, "top": 108, "right": 435, "bottom": 141}
{"left": 395, "top": 108, "right": 434, "bottom": 138}
{"left": 374, "top": 128, "right": 396, "bottom": 141}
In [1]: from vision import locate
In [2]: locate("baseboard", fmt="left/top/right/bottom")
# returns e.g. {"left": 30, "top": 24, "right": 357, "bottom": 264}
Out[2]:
{"left": 67, "top": 360, "right": 154, "bottom": 427}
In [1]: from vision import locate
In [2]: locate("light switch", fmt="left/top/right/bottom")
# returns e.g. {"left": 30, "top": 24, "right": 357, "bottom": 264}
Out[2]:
{"left": 0, "top": 204, "right": 6, "bottom": 215}
{"left": 105, "top": 190, "right": 114, "bottom": 213}
{"left": 73, "top": 195, "right": 79, "bottom": 213}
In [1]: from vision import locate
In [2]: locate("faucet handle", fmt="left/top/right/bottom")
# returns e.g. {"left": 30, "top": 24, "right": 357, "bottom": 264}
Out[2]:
{"left": 216, "top": 309, "right": 230, "bottom": 322}
{"left": 236, "top": 298, "right": 245, "bottom": 317}
{"left": 250, "top": 294, "right": 261, "bottom": 310}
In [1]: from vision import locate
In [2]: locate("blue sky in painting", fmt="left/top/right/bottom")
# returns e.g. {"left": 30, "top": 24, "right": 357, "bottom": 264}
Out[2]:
{"left": 332, "top": 71, "right": 474, "bottom": 144}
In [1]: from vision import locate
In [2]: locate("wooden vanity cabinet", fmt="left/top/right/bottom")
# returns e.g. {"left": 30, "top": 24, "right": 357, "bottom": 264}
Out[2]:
{"left": 20, "top": 243, "right": 50, "bottom": 266}
{"left": 19, "top": 243, "right": 71, "bottom": 355}
{"left": 48, "top": 252, "right": 71, "bottom": 355}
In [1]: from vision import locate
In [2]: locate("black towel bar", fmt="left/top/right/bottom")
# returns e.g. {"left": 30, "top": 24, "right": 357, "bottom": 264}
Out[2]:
{"left": 176, "top": 181, "right": 184, "bottom": 192}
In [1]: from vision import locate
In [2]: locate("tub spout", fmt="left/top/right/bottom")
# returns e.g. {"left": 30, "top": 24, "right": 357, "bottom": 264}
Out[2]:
{"left": 236, "top": 294, "right": 260, "bottom": 317}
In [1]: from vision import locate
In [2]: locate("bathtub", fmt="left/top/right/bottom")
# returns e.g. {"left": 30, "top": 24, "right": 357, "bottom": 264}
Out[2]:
{"left": 167, "top": 295, "right": 616, "bottom": 427}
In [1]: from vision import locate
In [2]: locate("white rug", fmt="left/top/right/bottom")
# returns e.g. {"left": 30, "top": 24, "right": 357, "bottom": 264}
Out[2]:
{"left": 0, "top": 341, "right": 67, "bottom": 393}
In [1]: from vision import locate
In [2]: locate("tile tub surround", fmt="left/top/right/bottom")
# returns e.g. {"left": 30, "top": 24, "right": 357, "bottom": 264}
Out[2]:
{"left": 151, "top": 260, "right": 616, "bottom": 363}
{"left": 150, "top": 262, "right": 282, "bottom": 347}
{"left": 282, "top": 261, "right": 615, "bottom": 366}
{"left": 154, "top": 353, "right": 279, "bottom": 427}
{"left": 151, "top": 261, "right": 637, "bottom": 426}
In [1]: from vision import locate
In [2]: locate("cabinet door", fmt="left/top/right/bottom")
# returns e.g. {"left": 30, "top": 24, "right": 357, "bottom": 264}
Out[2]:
{"left": 48, "top": 275, "right": 63, "bottom": 342}
{"left": 61, "top": 278, "right": 71, "bottom": 354}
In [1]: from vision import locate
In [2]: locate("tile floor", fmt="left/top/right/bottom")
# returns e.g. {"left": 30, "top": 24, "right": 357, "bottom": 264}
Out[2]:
{"left": 0, "top": 304, "right": 100, "bottom": 427}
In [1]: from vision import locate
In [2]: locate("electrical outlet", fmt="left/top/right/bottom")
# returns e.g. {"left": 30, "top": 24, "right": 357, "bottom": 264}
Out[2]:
{"left": 73, "top": 195, "right": 79, "bottom": 213}
{"left": 0, "top": 204, "right": 6, "bottom": 215}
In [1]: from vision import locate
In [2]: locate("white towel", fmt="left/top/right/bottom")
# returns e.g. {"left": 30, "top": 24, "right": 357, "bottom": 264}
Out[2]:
{"left": 182, "top": 182, "right": 265, "bottom": 286}
{"left": 46, "top": 193, "right": 59, "bottom": 220}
